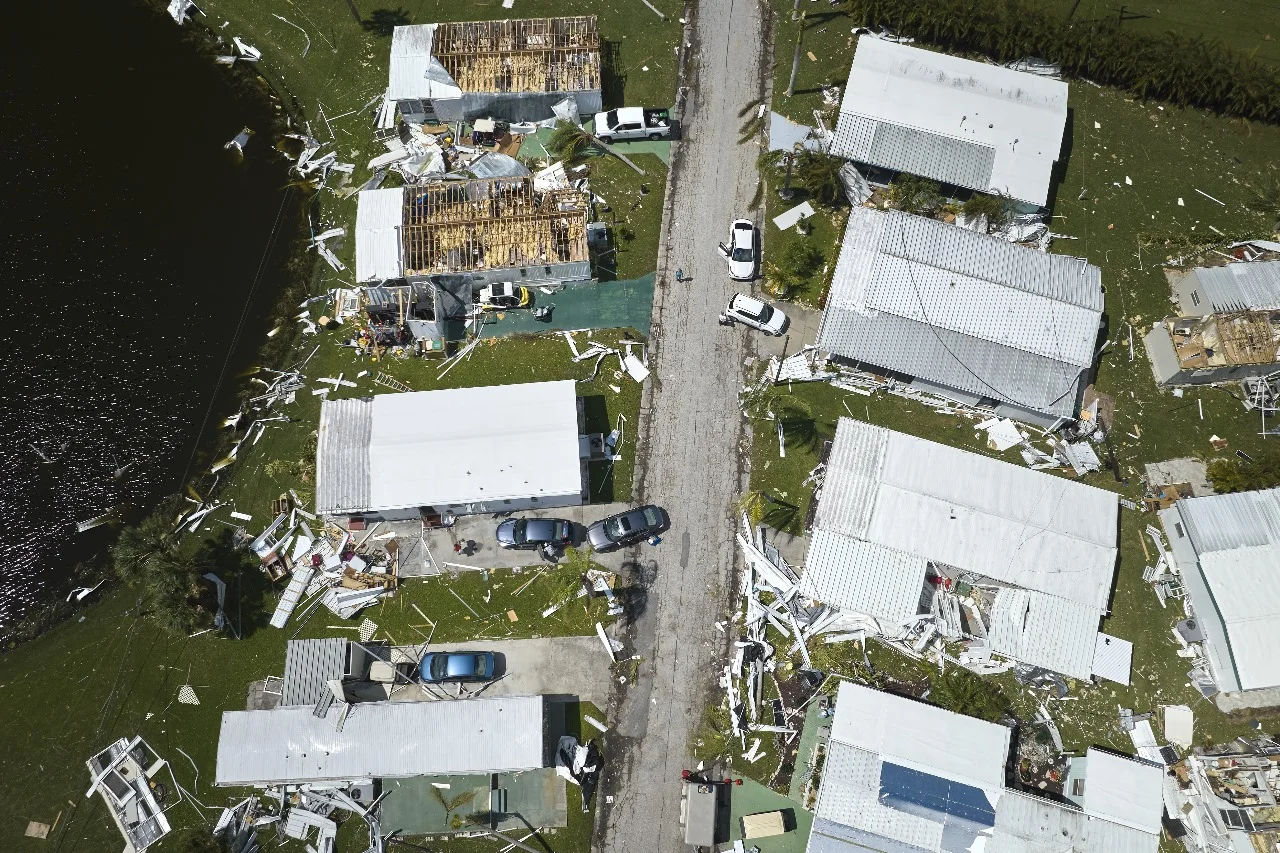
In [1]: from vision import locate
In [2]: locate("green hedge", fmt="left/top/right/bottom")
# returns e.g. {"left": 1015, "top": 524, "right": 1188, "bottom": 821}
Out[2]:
{"left": 848, "top": 0, "right": 1280, "bottom": 123}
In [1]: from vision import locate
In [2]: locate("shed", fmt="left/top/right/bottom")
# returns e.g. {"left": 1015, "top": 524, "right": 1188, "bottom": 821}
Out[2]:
{"left": 1160, "top": 486, "right": 1280, "bottom": 693}
{"left": 315, "top": 380, "right": 585, "bottom": 520}
{"left": 807, "top": 682, "right": 1163, "bottom": 853}
{"left": 829, "top": 38, "right": 1067, "bottom": 208}
{"left": 215, "top": 696, "right": 546, "bottom": 787}
{"left": 818, "top": 207, "right": 1103, "bottom": 427}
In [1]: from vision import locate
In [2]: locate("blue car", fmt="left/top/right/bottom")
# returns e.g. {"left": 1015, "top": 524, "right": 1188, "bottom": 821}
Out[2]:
{"left": 419, "top": 651, "right": 497, "bottom": 684}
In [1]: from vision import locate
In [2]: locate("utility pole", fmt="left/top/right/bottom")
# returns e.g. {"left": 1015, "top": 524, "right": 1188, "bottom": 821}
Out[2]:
{"left": 786, "top": 12, "right": 806, "bottom": 98}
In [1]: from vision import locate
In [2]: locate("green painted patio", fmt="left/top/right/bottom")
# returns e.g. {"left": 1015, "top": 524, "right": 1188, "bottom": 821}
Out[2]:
{"left": 380, "top": 769, "right": 566, "bottom": 837}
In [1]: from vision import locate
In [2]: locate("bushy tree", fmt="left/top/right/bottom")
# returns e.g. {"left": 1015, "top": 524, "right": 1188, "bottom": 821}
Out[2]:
{"left": 111, "top": 496, "right": 213, "bottom": 634}
{"left": 962, "top": 192, "right": 1010, "bottom": 232}
{"left": 768, "top": 238, "right": 824, "bottom": 298}
{"left": 886, "top": 174, "right": 942, "bottom": 216}
{"left": 928, "top": 670, "right": 1011, "bottom": 723}
{"left": 1207, "top": 452, "right": 1280, "bottom": 494}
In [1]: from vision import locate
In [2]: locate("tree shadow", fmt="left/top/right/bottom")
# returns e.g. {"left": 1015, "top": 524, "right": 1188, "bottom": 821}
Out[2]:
{"left": 196, "top": 530, "right": 271, "bottom": 639}
{"left": 600, "top": 40, "right": 625, "bottom": 108}
{"left": 362, "top": 8, "right": 411, "bottom": 37}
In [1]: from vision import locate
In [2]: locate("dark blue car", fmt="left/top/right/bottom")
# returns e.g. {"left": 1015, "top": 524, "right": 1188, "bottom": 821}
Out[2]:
{"left": 419, "top": 651, "right": 497, "bottom": 683}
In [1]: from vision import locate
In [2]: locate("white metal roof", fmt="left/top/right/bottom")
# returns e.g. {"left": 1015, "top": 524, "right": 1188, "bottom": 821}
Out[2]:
{"left": 355, "top": 188, "right": 404, "bottom": 283}
{"left": 984, "top": 789, "right": 1159, "bottom": 853}
{"left": 1167, "top": 487, "right": 1280, "bottom": 690}
{"left": 814, "top": 418, "right": 1119, "bottom": 612}
{"left": 830, "top": 682, "right": 1011, "bottom": 792}
{"left": 800, "top": 530, "right": 927, "bottom": 624}
{"left": 818, "top": 207, "right": 1102, "bottom": 420}
{"left": 388, "top": 25, "right": 464, "bottom": 101}
{"left": 215, "top": 696, "right": 544, "bottom": 786}
{"left": 1079, "top": 749, "right": 1165, "bottom": 835}
{"left": 986, "top": 587, "right": 1099, "bottom": 681}
{"left": 830, "top": 38, "right": 1067, "bottom": 206}
{"left": 316, "top": 381, "right": 583, "bottom": 515}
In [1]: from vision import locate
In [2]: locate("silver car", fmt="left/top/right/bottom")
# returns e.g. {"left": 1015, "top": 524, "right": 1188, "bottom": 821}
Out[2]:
{"left": 718, "top": 219, "right": 758, "bottom": 280}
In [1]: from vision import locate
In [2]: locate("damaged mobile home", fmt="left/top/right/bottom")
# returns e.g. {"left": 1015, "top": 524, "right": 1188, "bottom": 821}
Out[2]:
{"left": 355, "top": 177, "right": 591, "bottom": 288}
{"left": 808, "top": 682, "right": 1165, "bottom": 852}
{"left": 315, "top": 380, "right": 588, "bottom": 522}
{"left": 817, "top": 207, "right": 1104, "bottom": 429}
{"left": 1145, "top": 253, "right": 1280, "bottom": 387}
{"left": 827, "top": 37, "right": 1068, "bottom": 209}
{"left": 86, "top": 737, "right": 180, "bottom": 853}
{"left": 1158, "top": 485, "right": 1280, "bottom": 697}
{"left": 800, "top": 418, "right": 1127, "bottom": 683}
{"left": 389, "top": 17, "right": 602, "bottom": 124}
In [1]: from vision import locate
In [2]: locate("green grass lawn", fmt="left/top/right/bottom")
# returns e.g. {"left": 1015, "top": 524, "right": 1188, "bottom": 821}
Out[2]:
{"left": 0, "top": 577, "right": 612, "bottom": 852}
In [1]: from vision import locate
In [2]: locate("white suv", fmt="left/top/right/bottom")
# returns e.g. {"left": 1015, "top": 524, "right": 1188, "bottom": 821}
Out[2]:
{"left": 724, "top": 293, "right": 787, "bottom": 335}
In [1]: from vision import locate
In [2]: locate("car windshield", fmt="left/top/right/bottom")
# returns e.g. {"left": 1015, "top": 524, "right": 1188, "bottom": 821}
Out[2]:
{"left": 755, "top": 303, "right": 774, "bottom": 323}
{"left": 430, "top": 655, "right": 449, "bottom": 680}
{"left": 512, "top": 519, "right": 528, "bottom": 543}
{"left": 731, "top": 246, "right": 753, "bottom": 262}
{"left": 643, "top": 507, "right": 661, "bottom": 527}
{"left": 470, "top": 655, "right": 488, "bottom": 677}
{"left": 604, "top": 515, "right": 633, "bottom": 540}
{"left": 604, "top": 109, "right": 618, "bottom": 128}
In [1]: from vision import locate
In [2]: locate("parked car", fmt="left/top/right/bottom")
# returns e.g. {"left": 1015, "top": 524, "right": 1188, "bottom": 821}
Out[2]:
{"left": 495, "top": 517, "right": 573, "bottom": 550}
{"left": 419, "top": 651, "right": 497, "bottom": 683}
{"left": 593, "top": 107, "right": 673, "bottom": 143}
{"left": 724, "top": 293, "right": 787, "bottom": 335}
{"left": 479, "top": 282, "right": 530, "bottom": 309}
{"left": 586, "top": 505, "right": 668, "bottom": 552}
{"left": 717, "top": 219, "right": 758, "bottom": 280}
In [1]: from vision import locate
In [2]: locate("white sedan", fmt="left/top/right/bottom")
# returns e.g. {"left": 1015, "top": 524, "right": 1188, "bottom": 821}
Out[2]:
{"left": 724, "top": 293, "right": 788, "bottom": 336}
{"left": 717, "top": 219, "right": 758, "bottom": 280}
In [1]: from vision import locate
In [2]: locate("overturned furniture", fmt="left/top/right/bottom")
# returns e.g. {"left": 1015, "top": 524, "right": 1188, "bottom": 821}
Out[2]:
{"left": 389, "top": 16, "right": 602, "bottom": 123}
{"left": 86, "top": 737, "right": 180, "bottom": 853}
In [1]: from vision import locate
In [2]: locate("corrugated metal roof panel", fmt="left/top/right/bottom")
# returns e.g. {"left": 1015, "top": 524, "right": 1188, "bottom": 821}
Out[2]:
{"left": 831, "top": 37, "right": 1067, "bottom": 206}
{"left": 800, "top": 530, "right": 928, "bottom": 623}
{"left": 280, "top": 639, "right": 348, "bottom": 707}
{"left": 814, "top": 741, "right": 945, "bottom": 851}
{"left": 1191, "top": 260, "right": 1280, "bottom": 313}
{"left": 819, "top": 306, "right": 1087, "bottom": 418}
{"left": 813, "top": 418, "right": 888, "bottom": 538}
{"left": 355, "top": 188, "right": 404, "bottom": 283}
{"left": 813, "top": 419, "right": 1119, "bottom": 611}
{"left": 1178, "top": 487, "right": 1280, "bottom": 553}
{"left": 215, "top": 696, "right": 544, "bottom": 786}
{"left": 388, "top": 25, "right": 464, "bottom": 101}
{"left": 1092, "top": 632, "right": 1134, "bottom": 685}
{"left": 985, "top": 789, "right": 1158, "bottom": 853}
{"left": 315, "top": 398, "right": 373, "bottom": 516}
{"left": 986, "top": 588, "right": 1099, "bottom": 680}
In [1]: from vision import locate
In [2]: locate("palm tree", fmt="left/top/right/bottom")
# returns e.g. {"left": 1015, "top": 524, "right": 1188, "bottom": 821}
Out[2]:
{"left": 795, "top": 152, "right": 846, "bottom": 207}
{"left": 546, "top": 120, "right": 600, "bottom": 165}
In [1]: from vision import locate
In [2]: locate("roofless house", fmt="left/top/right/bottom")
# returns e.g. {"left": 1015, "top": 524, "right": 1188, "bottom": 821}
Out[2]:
{"left": 389, "top": 17, "right": 603, "bottom": 124}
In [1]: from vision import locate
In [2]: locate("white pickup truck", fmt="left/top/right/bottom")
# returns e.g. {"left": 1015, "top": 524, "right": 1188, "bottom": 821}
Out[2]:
{"left": 593, "top": 107, "right": 672, "bottom": 143}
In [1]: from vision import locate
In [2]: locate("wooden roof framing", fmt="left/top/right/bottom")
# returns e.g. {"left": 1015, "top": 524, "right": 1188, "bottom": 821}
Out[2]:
{"left": 431, "top": 16, "right": 600, "bottom": 94}
{"left": 1216, "top": 311, "right": 1280, "bottom": 365}
{"left": 401, "top": 177, "right": 590, "bottom": 275}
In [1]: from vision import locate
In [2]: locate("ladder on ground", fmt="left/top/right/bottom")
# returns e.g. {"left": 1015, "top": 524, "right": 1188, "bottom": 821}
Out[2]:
{"left": 374, "top": 372, "right": 412, "bottom": 393}
{"left": 269, "top": 566, "right": 316, "bottom": 629}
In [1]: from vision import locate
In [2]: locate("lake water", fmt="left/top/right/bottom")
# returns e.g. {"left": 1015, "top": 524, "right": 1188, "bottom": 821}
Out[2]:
{"left": 0, "top": 0, "right": 301, "bottom": 626}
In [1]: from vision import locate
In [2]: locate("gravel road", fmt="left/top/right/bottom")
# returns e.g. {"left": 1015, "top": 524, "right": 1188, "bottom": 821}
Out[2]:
{"left": 594, "top": 0, "right": 771, "bottom": 849}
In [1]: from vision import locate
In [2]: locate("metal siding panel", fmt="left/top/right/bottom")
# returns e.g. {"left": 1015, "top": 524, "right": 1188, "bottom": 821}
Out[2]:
{"left": 216, "top": 696, "right": 544, "bottom": 786}
{"left": 800, "top": 530, "right": 928, "bottom": 622}
{"left": 1193, "top": 261, "right": 1280, "bottom": 313}
{"left": 1092, "top": 633, "right": 1134, "bottom": 685}
{"left": 1179, "top": 489, "right": 1279, "bottom": 553}
{"left": 315, "top": 398, "right": 374, "bottom": 515}
{"left": 355, "top": 188, "right": 405, "bottom": 282}
{"left": 281, "top": 639, "right": 349, "bottom": 707}
{"left": 829, "top": 113, "right": 878, "bottom": 161}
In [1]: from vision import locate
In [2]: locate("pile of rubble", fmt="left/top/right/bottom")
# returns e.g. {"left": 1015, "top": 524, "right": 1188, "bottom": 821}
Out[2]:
{"left": 215, "top": 784, "right": 385, "bottom": 853}
{"left": 246, "top": 498, "right": 401, "bottom": 629}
